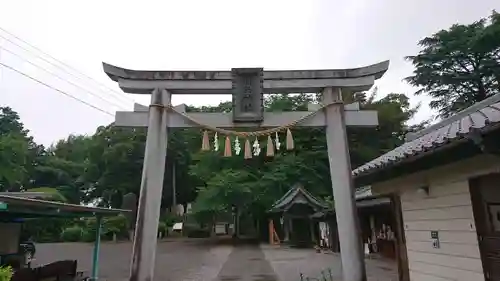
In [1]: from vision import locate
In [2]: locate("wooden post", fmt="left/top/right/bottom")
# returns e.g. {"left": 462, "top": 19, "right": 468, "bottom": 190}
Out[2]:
{"left": 268, "top": 219, "right": 274, "bottom": 244}
{"left": 310, "top": 220, "right": 316, "bottom": 244}
{"left": 284, "top": 217, "right": 290, "bottom": 242}
{"left": 268, "top": 219, "right": 280, "bottom": 245}
{"left": 172, "top": 163, "right": 176, "bottom": 207}
{"left": 391, "top": 194, "right": 410, "bottom": 281}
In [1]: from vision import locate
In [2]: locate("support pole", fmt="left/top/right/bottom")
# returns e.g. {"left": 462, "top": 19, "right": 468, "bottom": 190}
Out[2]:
{"left": 172, "top": 163, "right": 176, "bottom": 207}
{"left": 268, "top": 219, "right": 273, "bottom": 244}
{"left": 233, "top": 207, "right": 240, "bottom": 239}
{"left": 283, "top": 217, "right": 289, "bottom": 242}
{"left": 91, "top": 216, "right": 102, "bottom": 281}
{"left": 310, "top": 220, "right": 316, "bottom": 244}
{"left": 129, "top": 88, "right": 170, "bottom": 281}
{"left": 323, "top": 87, "right": 366, "bottom": 281}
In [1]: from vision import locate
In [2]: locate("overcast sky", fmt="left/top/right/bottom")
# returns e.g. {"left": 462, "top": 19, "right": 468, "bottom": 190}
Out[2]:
{"left": 0, "top": 0, "right": 499, "bottom": 146}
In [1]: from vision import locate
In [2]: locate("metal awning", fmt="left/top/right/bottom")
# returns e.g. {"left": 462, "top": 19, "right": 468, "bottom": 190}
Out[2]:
{"left": 0, "top": 194, "right": 129, "bottom": 218}
{"left": 0, "top": 194, "right": 130, "bottom": 280}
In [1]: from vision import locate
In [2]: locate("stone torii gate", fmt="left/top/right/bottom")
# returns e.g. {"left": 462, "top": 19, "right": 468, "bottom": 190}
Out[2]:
{"left": 103, "top": 61, "right": 389, "bottom": 281}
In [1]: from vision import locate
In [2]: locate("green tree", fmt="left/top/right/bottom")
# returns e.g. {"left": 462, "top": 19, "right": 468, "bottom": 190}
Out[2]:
{"left": 0, "top": 133, "right": 29, "bottom": 189}
{"left": 78, "top": 126, "right": 146, "bottom": 207}
{"left": 0, "top": 107, "right": 32, "bottom": 191}
{"left": 406, "top": 11, "right": 500, "bottom": 118}
{"left": 0, "top": 93, "right": 423, "bottom": 240}
{"left": 189, "top": 92, "right": 422, "bottom": 228}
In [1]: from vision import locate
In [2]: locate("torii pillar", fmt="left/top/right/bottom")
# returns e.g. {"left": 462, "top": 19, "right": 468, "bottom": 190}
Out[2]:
{"left": 103, "top": 61, "right": 389, "bottom": 281}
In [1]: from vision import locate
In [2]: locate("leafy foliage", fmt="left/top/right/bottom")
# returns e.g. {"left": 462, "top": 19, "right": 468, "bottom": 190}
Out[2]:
{"left": 188, "top": 92, "right": 422, "bottom": 226}
{"left": 1, "top": 88, "right": 422, "bottom": 239}
{"left": 0, "top": 133, "right": 29, "bottom": 187}
{"left": 0, "top": 266, "right": 13, "bottom": 281}
{"left": 60, "top": 226, "right": 84, "bottom": 242}
{"left": 102, "top": 214, "right": 129, "bottom": 239}
{"left": 406, "top": 10, "right": 500, "bottom": 118}
{"left": 22, "top": 218, "right": 70, "bottom": 242}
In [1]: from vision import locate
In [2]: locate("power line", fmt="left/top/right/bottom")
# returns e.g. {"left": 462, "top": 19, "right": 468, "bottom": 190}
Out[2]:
{"left": 0, "top": 27, "right": 135, "bottom": 105}
{"left": 0, "top": 61, "right": 114, "bottom": 116}
{"left": 0, "top": 46, "right": 129, "bottom": 110}
{"left": 0, "top": 28, "right": 134, "bottom": 105}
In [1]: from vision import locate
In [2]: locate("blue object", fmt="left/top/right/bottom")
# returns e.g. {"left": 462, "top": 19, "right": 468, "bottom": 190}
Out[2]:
{"left": 91, "top": 216, "right": 102, "bottom": 280}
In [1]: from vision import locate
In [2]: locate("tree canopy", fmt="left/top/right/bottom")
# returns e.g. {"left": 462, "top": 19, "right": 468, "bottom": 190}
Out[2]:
{"left": 405, "top": 10, "right": 500, "bottom": 118}
{"left": 0, "top": 87, "right": 422, "bottom": 231}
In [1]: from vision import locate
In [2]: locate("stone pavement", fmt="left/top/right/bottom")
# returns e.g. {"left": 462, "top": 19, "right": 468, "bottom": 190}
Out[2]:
{"left": 34, "top": 240, "right": 397, "bottom": 281}
{"left": 179, "top": 243, "right": 233, "bottom": 281}
{"left": 34, "top": 240, "right": 232, "bottom": 281}
{"left": 215, "top": 244, "right": 278, "bottom": 281}
{"left": 261, "top": 245, "right": 398, "bottom": 281}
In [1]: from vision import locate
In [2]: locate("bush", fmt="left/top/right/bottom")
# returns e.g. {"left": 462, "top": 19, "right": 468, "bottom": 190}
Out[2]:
{"left": 163, "top": 213, "right": 183, "bottom": 227}
{"left": 79, "top": 215, "right": 129, "bottom": 241}
{"left": 0, "top": 266, "right": 13, "bottom": 281}
{"left": 60, "top": 226, "right": 83, "bottom": 242}
{"left": 184, "top": 225, "right": 210, "bottom": 238}
{"left": 157, "top": 221, "right": 166, "bottom": 236}
{"left": 81, "top": 217, "right": 98, "bottom": 242}
{"left": 23, "top": 218, "right": 72, "bottom": 243}
{"left": 103, "top": 215, "right": 128, "bottom": 240}
{"left": 82, "top": 230, "right": 96, "bottom": 242}
{"left": 186, "top": 229, "right": 210, "bottom": 238}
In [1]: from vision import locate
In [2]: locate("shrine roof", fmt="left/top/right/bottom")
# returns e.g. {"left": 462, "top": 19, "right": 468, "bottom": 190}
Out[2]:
{"left": 352, "top": 93, "right": 500, "bottom": 179}
{"left": 269, "top": 184, "right": 328, "bottom": 213}
{"left": 102, "top": 61, "right": 389, "bottom": 82}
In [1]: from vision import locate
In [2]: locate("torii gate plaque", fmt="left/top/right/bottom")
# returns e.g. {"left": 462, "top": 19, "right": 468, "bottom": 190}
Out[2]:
{"left": 231, "top": 68, "right": 264, "bottom": 123}
{"left": 103, "top": 61, "right": 389, "bottom": 281}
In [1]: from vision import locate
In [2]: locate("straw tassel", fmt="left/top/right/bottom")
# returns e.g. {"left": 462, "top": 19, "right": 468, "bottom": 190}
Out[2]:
{"left": 244, "top": 139, "right": 252, "bottom": 159}
{"left": 201, "top": 130, "right": 210, "bottom": 151}
{"left": 286, "top": 129, "right": 294, "bottom": 150}
{"left": 213, "top": 132, "right": 219, "bottom": 151}
{"left": 266, "top": 135, "right": 275, "bottom": 157}
{"left": 275, "top": 132, "right": 281, "bottom": 151}
{"left": 252, "top": 138, "right": 261, "bottom": 156}
{"left": 234, "top": 137, "right": 241, "bottom": 155}
{"left": 224, "top": 136, "right": 232, "bottom": 157}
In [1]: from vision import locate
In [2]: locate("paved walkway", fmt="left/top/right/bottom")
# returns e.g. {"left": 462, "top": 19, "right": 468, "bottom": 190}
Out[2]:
{"left": 215, "top": 244, "right": 278, "bottom": 281}
{"left": 261, "top": 245, "right": 398, "bottom": 281}
{"left": 34, "top": 240, "right": 397, "bottom": 281}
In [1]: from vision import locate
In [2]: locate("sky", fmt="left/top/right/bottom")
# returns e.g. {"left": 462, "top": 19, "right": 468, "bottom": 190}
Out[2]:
{"left": 0, "top": 0, "right": 499, "bottom": 146}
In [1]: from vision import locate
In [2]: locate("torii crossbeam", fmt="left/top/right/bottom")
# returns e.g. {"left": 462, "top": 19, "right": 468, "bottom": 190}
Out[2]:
{"left": 103, "top": 61, "right": 389, "bottom": 281}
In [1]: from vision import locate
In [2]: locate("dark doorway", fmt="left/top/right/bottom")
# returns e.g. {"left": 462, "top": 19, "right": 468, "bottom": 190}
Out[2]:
{"left": 290, "top": 218, "right": 311, "bottom": 247}
{"left": 470, "top": 173, "right": 500, "bottom": 281}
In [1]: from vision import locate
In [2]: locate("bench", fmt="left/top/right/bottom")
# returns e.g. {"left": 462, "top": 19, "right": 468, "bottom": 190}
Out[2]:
{"left": 37, "top": 260, "right": 77, "bottom": 281}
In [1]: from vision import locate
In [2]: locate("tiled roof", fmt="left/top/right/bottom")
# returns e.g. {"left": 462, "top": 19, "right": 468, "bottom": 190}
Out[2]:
{"left": 269, "top": 183, "right": 328, "bottom": 212}
{"left": 352, "top": 93, "right": 500, "bottom": 177}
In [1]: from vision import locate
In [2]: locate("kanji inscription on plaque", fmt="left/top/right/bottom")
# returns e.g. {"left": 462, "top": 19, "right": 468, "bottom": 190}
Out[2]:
{"left": 231, "top": 68, "right": 264, "bottom": 123}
